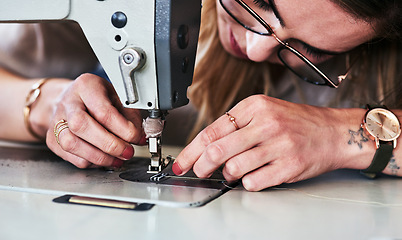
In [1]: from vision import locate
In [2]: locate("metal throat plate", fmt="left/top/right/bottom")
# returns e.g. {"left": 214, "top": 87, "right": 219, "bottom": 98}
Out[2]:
{"left": 0, "top": 144, "right": 236, "bottom": 208}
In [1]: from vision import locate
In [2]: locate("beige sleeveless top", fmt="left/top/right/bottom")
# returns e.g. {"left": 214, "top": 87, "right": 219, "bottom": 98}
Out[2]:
{"left": 0, "top": 21, "right": 98, "bottom": 79}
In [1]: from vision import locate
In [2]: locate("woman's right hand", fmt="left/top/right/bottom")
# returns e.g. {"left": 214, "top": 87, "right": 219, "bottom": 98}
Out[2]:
{"left": 45, "top": 73, "right": 145, "bottom": 168}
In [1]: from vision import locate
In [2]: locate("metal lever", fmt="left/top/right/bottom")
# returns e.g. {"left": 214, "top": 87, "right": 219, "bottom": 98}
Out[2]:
{"left": 119, "top": 47, "right": 146, "bottom": 105}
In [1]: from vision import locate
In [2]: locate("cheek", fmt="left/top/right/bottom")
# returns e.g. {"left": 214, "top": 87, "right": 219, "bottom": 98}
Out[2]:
{"left": 216, "top": 11, "right": 239, "bottom": 57}
{"left": 217, "top": 18, "right": 230, "bottom": 51}
{"left": 215, "top": 2, "right": 228, "bottom": 47}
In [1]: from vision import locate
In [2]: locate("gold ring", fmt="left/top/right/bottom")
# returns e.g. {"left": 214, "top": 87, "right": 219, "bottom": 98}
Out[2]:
{"left": 54, "top": 119, "right": 69, "bottom": 145}
{"left": 225, "top": 112, "right": 239, "bottom": 130}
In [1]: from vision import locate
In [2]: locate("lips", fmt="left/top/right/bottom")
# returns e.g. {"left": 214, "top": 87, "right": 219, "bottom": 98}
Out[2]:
{"left": 230, "top": 31, "right": 249, "bottom": 60}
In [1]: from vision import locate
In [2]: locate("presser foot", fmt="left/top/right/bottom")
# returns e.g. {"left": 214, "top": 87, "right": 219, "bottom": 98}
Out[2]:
{"left": 147, "top": 155, "right": 174, "bottom": 174}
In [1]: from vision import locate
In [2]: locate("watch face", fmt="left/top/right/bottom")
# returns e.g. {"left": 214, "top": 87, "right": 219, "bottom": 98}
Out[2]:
{"left": 364, "top": 108, "right": 401, "bottom": 141}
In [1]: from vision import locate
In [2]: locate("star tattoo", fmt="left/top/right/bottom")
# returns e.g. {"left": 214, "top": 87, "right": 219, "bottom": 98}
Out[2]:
{"left": 348, "top": 127, "right": 369, "bottom": 149}
{"left": 388, "top": 156, "right": 400, "bottom": 176}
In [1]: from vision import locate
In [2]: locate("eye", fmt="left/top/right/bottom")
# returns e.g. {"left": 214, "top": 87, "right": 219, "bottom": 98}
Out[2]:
{"left": 294, "top": 41, "right": 335, "bottom": 61}
{"left": 252, "top": 0, "right": 271, "bottom": 11}
{"left": 302, "top": 45, "right": 326, "bottom": 60}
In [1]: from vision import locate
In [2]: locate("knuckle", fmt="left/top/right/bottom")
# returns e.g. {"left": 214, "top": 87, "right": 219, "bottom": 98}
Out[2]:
{"left": 91, "top": 154, "right": 111, "bottom": 166}
{"left": 247, "top": 95, "right": 269, "bottom": 111}
{"left": 288, "top": 157, "right": 307, "bottom": 178}
{"left": 60, "top": 133, "right": 78, "bottom": 153}
{"left": 73, "top": 159, "right": 92, "bottom": 169}
{"left": 102, "top": 138, "right": 121, "bottom": 156}
{"left": 225, "top": 159, "right": 242, "bottom": 179}
{"left": 73, "top": 74, "right": 92, "bottom": 90}
{"left": 199, "top": 127, "right": 218, "bottom": 146}
{"left": 265, "top": 115, "right": 283, "bottom": 130}
{"left": 204, "top": 144, "right": 224, "bottom": 164}
{"left": 124, "top": 124, "right": 141, "bottom": 142}
{"left": 67, "top": 111, "right": 88, "bottom": 134}
{"left": 255, "top": 124, "right": 274, "bottom": 139}
{"left": 282, "top": 133, "right": 299, "bottom": 152}
{"left": 193, "top": 164, "right": 212, "bottom": 179}
{"left": 96, "top": 109, "right": 113, "bottom": 125}
{"left": 76, "top": 73, "right": 93, "bottom": 83}
{"left": 291, "top": 155, "right": 303, "bottom": 168}
{"left": 193, "top": 167, "right": 207, "bottom": 178}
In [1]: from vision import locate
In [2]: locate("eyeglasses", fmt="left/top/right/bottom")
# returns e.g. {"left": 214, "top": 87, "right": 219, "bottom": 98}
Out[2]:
{"left": 219, "top": 0, "right": 355, "bottom": 88}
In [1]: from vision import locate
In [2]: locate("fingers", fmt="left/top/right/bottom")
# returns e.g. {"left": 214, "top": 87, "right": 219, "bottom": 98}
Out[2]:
{"left": 192, "top": 127, "right": 258, "bottom": 178}
{"left": 48, "top": 111, "right": 135, "bottom": 167}
{"left": 75, "top": 74, "right": 143, "bottom": 144}
{"left": 47, "top": 126, "right": 121, "bottom": 168}
{"left": 219, "top": 140, "right": 311, "bottom": 191}
{"left": 46, "top": 74, "right": 143, "bottom": 168}
{"left": 174, "top": 111, "right": 250, "bottom": 176}
{"left": 241, "top": 161, "right": 303, "bottom": 191}
{"left": 221, "top": 146, "right": 270, "bottom": 182}
{"left": 69, "top": 111, "right": 134, "bottom": 157}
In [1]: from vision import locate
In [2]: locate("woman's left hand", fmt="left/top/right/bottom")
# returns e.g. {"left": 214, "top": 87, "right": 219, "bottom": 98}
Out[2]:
{"left": 173, "top": 95, "right": 354, "bottom": 191}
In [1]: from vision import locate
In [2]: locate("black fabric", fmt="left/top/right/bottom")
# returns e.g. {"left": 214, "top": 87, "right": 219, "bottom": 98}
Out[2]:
{"left": 119, "top": 157, "right": 238, "bottom": 190}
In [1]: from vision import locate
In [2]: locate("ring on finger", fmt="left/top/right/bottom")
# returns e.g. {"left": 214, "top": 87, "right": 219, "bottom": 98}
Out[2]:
{"left": 54, "top": 119, "right": 69, "bottom": 145}
{"left": 225, "top": 112, "right": 239, "bottom": 130}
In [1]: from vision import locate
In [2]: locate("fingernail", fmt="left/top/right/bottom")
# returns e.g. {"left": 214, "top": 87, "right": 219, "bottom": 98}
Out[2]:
{"left": 112, "top": 158, "right": 124, "bottom": 168}
{"left": 121, "top": 145, "right": 134, "bottom": 160}
{"left": 172, "top": 161, "right": 183, "bottom": 175}
{"left": 139, "top": 135, "right": 147, "bottom": 145}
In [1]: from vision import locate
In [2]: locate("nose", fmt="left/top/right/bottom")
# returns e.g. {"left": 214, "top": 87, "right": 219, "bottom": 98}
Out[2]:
{"left": 245, "top": 31, "right": 281, "bottom": 63}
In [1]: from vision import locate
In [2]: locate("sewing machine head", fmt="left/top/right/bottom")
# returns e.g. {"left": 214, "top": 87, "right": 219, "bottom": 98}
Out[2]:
{"left": 87, "top": 0, "right": 202, "bottom": 111}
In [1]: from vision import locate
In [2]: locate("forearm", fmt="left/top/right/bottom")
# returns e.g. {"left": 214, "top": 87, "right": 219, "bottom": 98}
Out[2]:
{"left": 0, "top": 68, "right": 71, "bottom": 142}
{"left": 0, "top": 69, "right": 31, "bottom": 141}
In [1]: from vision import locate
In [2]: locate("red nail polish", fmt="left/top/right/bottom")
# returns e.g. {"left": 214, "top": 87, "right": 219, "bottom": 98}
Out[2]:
{"left": 121, "top": 145, "right": 134, "bottom": 160}
{"left": 112, "top": 158, "right": 124, "bottom": 168}
{"left": 139, "top": 135, "right": 147, "bottom": 145}
{"left": 172, "top": 161, "right": 183, "bottom": 175}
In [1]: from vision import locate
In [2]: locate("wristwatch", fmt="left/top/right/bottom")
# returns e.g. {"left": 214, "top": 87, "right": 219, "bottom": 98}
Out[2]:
{"left": 361, "top": 105, "right": 401, "bottom": 178}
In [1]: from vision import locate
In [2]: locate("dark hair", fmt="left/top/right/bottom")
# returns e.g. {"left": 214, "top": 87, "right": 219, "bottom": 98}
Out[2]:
{"left": 332, "top": 0, "right": 402, "bottom": 39}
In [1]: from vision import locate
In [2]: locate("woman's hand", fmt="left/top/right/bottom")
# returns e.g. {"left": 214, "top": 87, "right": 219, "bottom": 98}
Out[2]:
{"left": 46, "top": 73, "right": 145, "bottom": 168}
{"left": 173, "top": 95, "right": 357, "bottom": 191}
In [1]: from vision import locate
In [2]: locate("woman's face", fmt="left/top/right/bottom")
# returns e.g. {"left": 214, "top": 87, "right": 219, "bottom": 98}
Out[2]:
{"left": 216, "top": 0, "right": 376, "bottom": 64}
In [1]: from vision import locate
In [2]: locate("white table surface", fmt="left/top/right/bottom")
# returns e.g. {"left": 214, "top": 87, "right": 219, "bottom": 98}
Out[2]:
{"left": 0, "top": 141, "right": 401, "bottom": 240}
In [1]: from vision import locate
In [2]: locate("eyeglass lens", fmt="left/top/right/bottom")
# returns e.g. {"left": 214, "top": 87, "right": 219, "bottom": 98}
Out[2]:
{"left": 279, "top": 48, "right": 328, "bottom": 85}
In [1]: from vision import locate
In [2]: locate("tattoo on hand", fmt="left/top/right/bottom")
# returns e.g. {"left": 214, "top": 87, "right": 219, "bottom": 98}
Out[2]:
{"left": 348, "top": 127, "right": 369, "bottom": 149}
{"left": 388, "top": 156, "right": 400, "bottom": 176}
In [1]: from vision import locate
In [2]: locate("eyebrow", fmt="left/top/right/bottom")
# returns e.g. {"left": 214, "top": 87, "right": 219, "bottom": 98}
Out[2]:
{"left": 268, "top": 0, "right": 343, "bottom": 56}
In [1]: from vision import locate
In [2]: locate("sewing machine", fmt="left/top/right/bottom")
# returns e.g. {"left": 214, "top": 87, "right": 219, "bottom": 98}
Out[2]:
{"left": 0, "top": 0, "right": 202, "bottom": 173}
